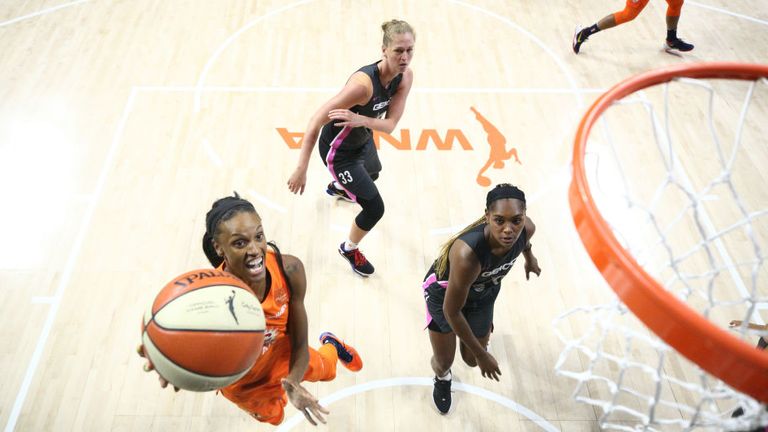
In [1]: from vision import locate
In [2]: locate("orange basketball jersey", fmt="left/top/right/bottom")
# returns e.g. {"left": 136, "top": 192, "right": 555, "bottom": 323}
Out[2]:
{"left": 218, "top": 251, "right": 292, "bottom": 392}
{"left": 217, "top": 250, "right": 337, "bottom": 425}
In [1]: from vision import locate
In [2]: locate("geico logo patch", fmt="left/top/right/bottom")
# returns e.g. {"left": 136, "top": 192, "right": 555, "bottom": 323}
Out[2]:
{"left": 372, "top": 101, "right": 390, "bottom": 111}
{"left": 480, "top": 259, "right": 517, "bottom": 278}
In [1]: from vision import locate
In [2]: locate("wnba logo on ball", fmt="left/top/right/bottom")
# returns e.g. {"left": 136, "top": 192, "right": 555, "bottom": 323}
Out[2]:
{"left": 276, "top": 106, "right": 521, "bottom": 187}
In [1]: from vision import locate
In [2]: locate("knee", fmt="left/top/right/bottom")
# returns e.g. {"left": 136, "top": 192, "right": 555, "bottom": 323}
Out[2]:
{"left": 373, "top": 198, "right": 385, "bottom": 220}
{"left": 355, "top": 195, "right": 385, "bottom": 231}
{"left": 666, "top": 0, "right": 683, "bottom": 16}
{"left": 431, "top": 355, "right": 453, "bottom": 374}
{"left": 613, "top": 9, "right": 641, "bottom": 24}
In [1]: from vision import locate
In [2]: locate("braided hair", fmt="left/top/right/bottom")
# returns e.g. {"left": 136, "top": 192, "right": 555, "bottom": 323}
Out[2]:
{"left": 433, "top": 184, "right": 526, "bottom": 277}
{"left": 202, "top": 192, "right": 293, "bottom": 293}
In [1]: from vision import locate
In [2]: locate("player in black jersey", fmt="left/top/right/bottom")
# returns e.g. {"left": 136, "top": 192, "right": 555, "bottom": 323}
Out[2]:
{"left": 422, "top": 184, "right": 541, "bottom": 414}
{"left": 727, "top": 319, "right": 767, "bottom": 424}
{"left": 287, "top": 19, "right": 415, "bottom": 277}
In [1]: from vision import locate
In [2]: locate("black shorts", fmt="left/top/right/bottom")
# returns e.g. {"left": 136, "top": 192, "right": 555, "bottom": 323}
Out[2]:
{"left": 423, "top": 282, "right": 500, "bottom": 338}
{"left": 318, "top": 134, "right": 381, "bottom": 201}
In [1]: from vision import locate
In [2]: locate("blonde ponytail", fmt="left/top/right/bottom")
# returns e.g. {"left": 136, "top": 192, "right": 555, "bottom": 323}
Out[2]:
{"left": 433, "top": 216, "right": 485, "bottom": 277}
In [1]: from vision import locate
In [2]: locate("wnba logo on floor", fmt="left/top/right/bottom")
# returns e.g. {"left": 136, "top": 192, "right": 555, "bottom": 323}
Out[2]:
{"left": 276, "top": 107, "right": 521, "bottom": 187}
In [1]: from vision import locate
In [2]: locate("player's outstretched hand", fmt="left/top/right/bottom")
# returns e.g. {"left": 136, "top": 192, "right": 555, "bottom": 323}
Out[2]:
{"left": 287, "top": 168, "right": 307, "bottom": 195}
{"left": 476, "top": 351, "right": 501, "bottom": 382}
{"left": 136, "top": 344, "right": 179, "bottom": 392}
{"left": 525, "top": 256, "right": 541, "bottom": 280}
{"left": 281, "top": 378, "right": 329, "bottom": 426}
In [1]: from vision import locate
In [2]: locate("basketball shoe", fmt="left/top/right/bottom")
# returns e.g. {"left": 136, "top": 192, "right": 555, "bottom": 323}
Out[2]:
{"left": 572, "top": 25, "right": 590, "bottom": 54}
{"left": 338, "top": 243, "right": 374, "bottom": 276}
{"left": 432, "top": 373, "right": 452, "bottom": 414}
{"left": 319, "top": 332, "right": 363, "bottom": 372}
{"left": 326, "top": 182, "right": 354, "bottom": 202}
{"left": 665, "top": 37, "right": 694, "bottom": 52}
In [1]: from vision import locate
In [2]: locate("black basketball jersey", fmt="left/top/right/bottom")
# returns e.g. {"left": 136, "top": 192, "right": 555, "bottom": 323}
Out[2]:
{"left": 425, "top": 224, "right": 528, "bottom": 302}
{"left": 318, "top": 61, "right": 403, "bottom": 149}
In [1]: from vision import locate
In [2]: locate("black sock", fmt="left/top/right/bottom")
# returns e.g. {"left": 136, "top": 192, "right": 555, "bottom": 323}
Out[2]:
{"left": 584, "top": 23, "right": 600, "bottom": 37}
{"left": 667, "top": 29, "right": 677, "bottom": 41}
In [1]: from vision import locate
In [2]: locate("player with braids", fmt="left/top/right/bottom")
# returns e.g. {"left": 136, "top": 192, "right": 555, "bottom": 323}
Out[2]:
{"left": 572, "top": 0, "right": 694, "bottom": 54}
{"left": 287, "top": 19, "right": 415, "bottom": 277}
{"left": 422, "top": 184, "right": 541, "bottom": 414}
{"left": 139, "top": 193, "right": 363, "bottom": 426}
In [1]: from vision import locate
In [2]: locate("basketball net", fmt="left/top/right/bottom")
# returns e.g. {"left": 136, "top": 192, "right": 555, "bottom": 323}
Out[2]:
{"left": 555, "top": 63, "right": 768, "bottom": 431}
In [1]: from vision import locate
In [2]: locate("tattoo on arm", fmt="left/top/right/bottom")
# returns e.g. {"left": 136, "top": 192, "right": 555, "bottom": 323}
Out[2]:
{"left": 285, "top": 261, "right": 298, "bottom": 275}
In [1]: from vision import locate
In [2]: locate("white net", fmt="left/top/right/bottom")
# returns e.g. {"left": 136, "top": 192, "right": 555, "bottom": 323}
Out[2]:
{"left": 555, "top": 71, "right": 768, "bottom": 431}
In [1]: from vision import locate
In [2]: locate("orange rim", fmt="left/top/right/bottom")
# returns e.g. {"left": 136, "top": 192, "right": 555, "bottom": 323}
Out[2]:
{"left": 570, "top": 62, "right": 768, "bottom": 403}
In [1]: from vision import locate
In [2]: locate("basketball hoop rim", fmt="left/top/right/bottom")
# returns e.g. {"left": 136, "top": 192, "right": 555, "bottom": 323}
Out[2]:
{"left": 570, "top": 62, "right": 768, "bottom": 403}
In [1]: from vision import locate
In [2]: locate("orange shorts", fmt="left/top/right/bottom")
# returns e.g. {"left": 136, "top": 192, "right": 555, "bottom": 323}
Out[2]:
{"left": 613, "top": 0, "right": 650, "bottom": 25}
{"left": 220, "top": 340, "right": 338, "bottom": 425}
{"left": 613, "top": 0, "right": 683, "bottom": 24}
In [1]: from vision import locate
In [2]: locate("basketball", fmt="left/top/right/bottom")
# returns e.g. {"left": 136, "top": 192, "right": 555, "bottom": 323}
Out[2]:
{"left": 141, "top": 269, "right": 265, "bottom": 392}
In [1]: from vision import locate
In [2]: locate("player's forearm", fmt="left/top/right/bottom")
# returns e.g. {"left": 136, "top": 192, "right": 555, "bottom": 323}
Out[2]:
{"left": 445, "top": 311, "right": 486, "bottom": 356}
{"left": 523, "top": 246, "right": 536, "bottom": 262}
{"left": 286, "top": 303, "right": 311, "bottom": 382}
{"left": 286, "top": 341, "right": 310, "bottom": 383}
{"left": 363, "top": 116, "right": 397, "bottom": 134}
{"left": 295, "top": 131, "right": 318, "bottom": 170}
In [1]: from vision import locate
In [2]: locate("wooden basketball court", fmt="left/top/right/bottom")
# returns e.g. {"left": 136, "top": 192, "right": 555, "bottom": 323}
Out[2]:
{"left": 1, "top": 1, "right": 767, "bottom": 430}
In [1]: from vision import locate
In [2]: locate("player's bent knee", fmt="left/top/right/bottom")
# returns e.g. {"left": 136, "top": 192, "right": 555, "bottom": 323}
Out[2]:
{"left": 432, "top": 355, "right": 453, "bottom": 373}
{"left": 355, "top": 195, "right": 385, "bottom": 231}
{"left": 613, "top": 8, "right": 642, "bottom": 25}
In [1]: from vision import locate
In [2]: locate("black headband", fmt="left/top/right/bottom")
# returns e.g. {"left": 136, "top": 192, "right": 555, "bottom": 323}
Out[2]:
{"left": 486, "top": 184, "right": 526, "bottom": 208}
{"left": 204, "top": 194, "right": 255, "bottom": 237}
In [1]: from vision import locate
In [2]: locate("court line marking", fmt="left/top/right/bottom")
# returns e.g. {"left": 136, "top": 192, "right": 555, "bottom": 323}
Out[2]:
{"left": 247, "top": 189, "right": 287, "bottom": 214}
{"left": 193, "top": 0, "right": 316, "bottom": 112}
{"left": 688, "top": 1, "right": 768, "bottom": 27}
{"left": 448, "top": 0, "right": 580, "bottom": 105}
{"left": 428, "top": 162, "right": 572, "bottom": 236}
{"left": 186, "top": 0, "right": 587, "bottom": 243}
{"left": 7, "top": 1, "right": 762, "bottom": 429}
{"left": 329, "top": 223, "right": 382, "bottom": 238}
{"left": 201, "top": 138, "right": 224, "bottom": 168}
{"left": 0, "top": 0, "right": 90, "bottom": 29}
{"left": 138, "top": 85, "right": 603, "bottom": 94}
{"left": 4, "top": 88, "right": 138, "bottom": 432}
{"left": 192, "top": 0, "right": 584, "bottom": 112}
{"left": 275, "top": 377, "right": 559, "bottom": 431}
{"left": 30, "top": 297, "right": 56, "bottom": 305}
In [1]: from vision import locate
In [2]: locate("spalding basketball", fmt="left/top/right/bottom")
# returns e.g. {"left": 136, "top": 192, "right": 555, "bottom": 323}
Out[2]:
{"left": 141, "top": 269, "right": 265, "bottom": 391}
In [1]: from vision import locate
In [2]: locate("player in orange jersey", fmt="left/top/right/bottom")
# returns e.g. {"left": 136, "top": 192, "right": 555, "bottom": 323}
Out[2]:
{"left": 573, "top": 0, "right": 693, "bottom": 54}
{"left": 138, "top": 193, "right": 362, "bottom": 426}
